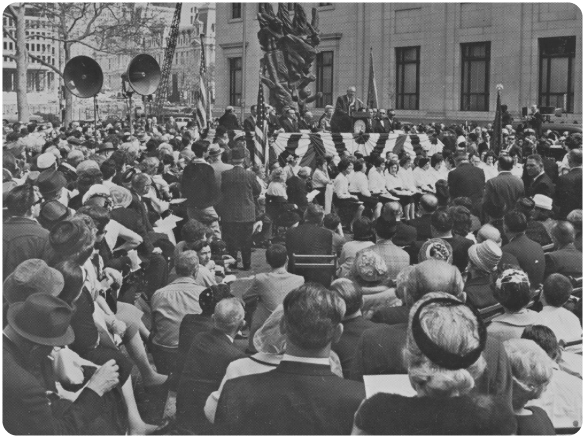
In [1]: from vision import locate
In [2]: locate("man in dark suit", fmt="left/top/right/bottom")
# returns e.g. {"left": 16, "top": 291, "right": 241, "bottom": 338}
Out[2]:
{"left": 502, "top": 210, "right": 545, "bottom": 288}
{"left": 279, "top": 107, "right": 299, "bottom": 133}
{"left": 430, "top": 209, "right": 474, "bottom": 273}
{"left": 214, "top": 284, "right": 365, "bottom": 435}
{"left": 242, "top": 105, "right": 257, "bottom": 132}
{"left": 286, "top": 167, "right": 310, "bottom": 214}
{"left": 555, "top": 149, "right": 582, "bottom": 219}
{"left": 529, "top": 104, "right": 544, "bottom": 138}
{"left": 176, "top": 298, "right": 246, "bottom": 434}
{"left": 331, "top": 87, "right": 364, "bottom": 133}
{"left": 330, "top": 279, "right": 378, "bottom": 377}
{"left": 373, "top": 108, "right": 392, "bottom": 133}
{"left": 348, "top": 261, "right": 513, "bottom": 408}
{"left": 407, "top": 194, "right": 438, "bottom": 241}
{"left": 298, "top": 111, "right": 318, "bottom": 132}
{"left": 286, "top": 204, "right": 333, "bottom": 286}
{"left": 545, "top": 221, "right": 582, "bottom": 279}
{"left": 217, "top": 106, "right": 241, "bottom": 131}
{"left": 220, "top": 147, "right": 262, "bottom": 270}
{"left": 382, "top": 201, "right": 417, "bottom": 247}
{"left": 482, "top": 155, "right": 525, "bottom": 218}
{"left": 448, "top": 151, "right": 485, "bottom": 215}
{"left": 524, "top": 154, "right": 555, "bottom": 198}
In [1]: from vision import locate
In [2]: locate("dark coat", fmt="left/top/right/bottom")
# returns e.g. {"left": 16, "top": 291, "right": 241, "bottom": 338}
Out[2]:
{"left": 448, "top": 163, "right": 485, "bottom": 213}
{"left": 332, "top": 316, "right": 378, "bottom": 377}
{"left": 215, "top": 360, "right": 366, "bottom": 435}
{"left": 392, "top": 221, "right": 417, "bottom": 247}
{"left": 373, "top": 118, "right": 392, "bottom": 134}
{"left": 176, "top": 328, "right": 245, "bottom": 434}
{"left": 279, "top": 116, "right": 299, "bottom": 133}
{"left": 181, "top": 160, "right": 219, "bottom": 209}
{"left": 545, "top": 244, "right": 582, "bottom": 279}
{"left": 334, "top": 95, "right": 364, "bottom": 115}
{"left": 220, "top": 166, "right": 261, "bottom": 223}
{"left": 175, "top": 314, "right": 214, "bottom": 378}
{"left": 443, "top": 235, "right": 474, "bottom": 273}
{"left": 286, "top": 223, "right": 333, "bottom": 285}
{"left": 407, "top": 214, "right": 433, "bottom": 241}
{"left": 555, "top": 168, "right": 582, "bottom": 219}
{"left": 529, "top": 111, "right": 544, "bottom": 137}
{"left": 3, "top": 216, "right": 51, "bottom": 280}
{"left": 465, "top": 275, "right": 498, "bottom": 309}
{"left": 526, "top": 172, "right": 555, "bottom": 198}
{"left": 129, "top": 190, "right": 155, "bottom": 231}
{"left": 286, "top": 175, "right": 309, "bottom": 209}
{"left": 243, "top": 116, "right": 256, "bottom": 132}
{"left": 218, "top": 112, "right": 241, "bottom": 131}
{"left": 502, "top": 234, "right": 545, "bottom": 287}
{"left": 483, "top": 171, "right": 525, "bottom": 213}
{"left": 348, "top": 323, "right": 513, "bottom": 407}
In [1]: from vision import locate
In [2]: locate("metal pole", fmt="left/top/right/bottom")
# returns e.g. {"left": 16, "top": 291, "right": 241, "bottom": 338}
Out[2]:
{"left": 240, "top": 3, "right": 247, "bottom": 125}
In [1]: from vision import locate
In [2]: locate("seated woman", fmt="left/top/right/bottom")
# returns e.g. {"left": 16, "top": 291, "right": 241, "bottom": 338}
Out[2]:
{"left": 333, "top": 158, "right": 364, "bottom": 230}
{"left": 503, "top": 337, "right": 555, "bottom": 435}
{"left": 521, "top": 325, "right": 583, "bottom": 430}
{"left": 487, "top": 268, "right": 542, "bottom": 342}
{"left": 384, "top": 159, "right": 414, "bottom": 217}
{"left": 311, "top": 156, "right": 332, "bottom": 207}
{"left": 266, "top": 168, "right": 297, "bottom": 222}
{"left": 463, "top": 240, "right": 502, "bottom": 310}
{"left": 352, "top": 292, "right": 516, "bottom": 435}
{"left": 398, "top": 155, "right": 421, "bottom": 220}
{"left": 337, "top": 217, "right": 375, "bottom": 278}
{"left": 348, "top": 159, "right": 382, "bottom": 217}
{"left": 412, "top": 157, "right": 436, "bottom": 193}
{"left": 367, "top": 155, "right": 398, "bottom": 203}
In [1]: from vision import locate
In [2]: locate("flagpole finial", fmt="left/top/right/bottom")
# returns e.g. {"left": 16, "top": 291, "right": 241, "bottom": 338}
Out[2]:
{"left": 496, "top": 84, "right": 504, "bottom": 91}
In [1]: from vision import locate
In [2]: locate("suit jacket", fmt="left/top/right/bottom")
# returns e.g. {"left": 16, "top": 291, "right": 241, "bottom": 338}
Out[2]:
{"left": 3, "top": 217, "right": 51, "bottom": 280}
{"left": 483, "top": 171, "right": 525, "bottom": 213}
{"left": 545, "top": 244, "right": 582, "bottom": 278}
{"left": 176, "top": 328, "right": 246, "bottom": 434}
{"left": 392, "top": 221, "right": 417, "bottom": 247}
{"left": 555, "top": 167, "right": 582, "bottom": 218}
{"left": 129, "top": 190, "right": 154, "bottom": 231}
{"left": 181, "top": 160, "right": 219, "bottom": 209}
{"left": 373, "top": 117, "right": 392, "bottom": 134}
{"left": 243, "top": 116, "right": 256, "bottom": 132}
{"left": 221, "top": 166, "right": 261, "bottom": 223}
{"left": 215, "top": 360, "right": 366, "bottom": 435}
{"left": 443, "top": 235, "right": 474, "bottom": 273}
{"left": 176, "top": 314, "right": 214, "bottom": 378}
{"left": 286, "top": 175, "right": 309, "bottom": 209}
{"left": 286, "top": 223, "right": 333, "bottom": 286}
{"left": 332, "top": 316, "right": 378, "bottom": 377}
{"left": 448, "top": 163, "right": 485, "bottom": 213}
{"left": 217, "top": 112, "right": 241, "bottom": 131}
{"left": 407, "top": 214, "right": 433, "bottom": 241}
{"left": 3, "top": 336, "right": 104, "bottom": 435}
{"left": 348, "top": 324, "right": 513, "bottom": 407}
{"left": 526, "top": 172, "right": 555, "bottom": 198}
{"left": 335, "top": 95, "right": 364, "bottom": 116}
{"left": 502, "top": 234, "right": 545, "bottom": 287}
{"left": 280, "top": 116, "right": 299, "bottom": 133}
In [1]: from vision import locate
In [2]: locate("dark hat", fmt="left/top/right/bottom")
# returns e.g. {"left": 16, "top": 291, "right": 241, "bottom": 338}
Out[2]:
{"left": 38, "top": 200, "right": 72, "bottom": 230}
{"left": 96, "top": 142, "right": 117, "bottom": 154}
{"left": 3, "top": 259, "right": 64, "bottom": 304}
{"left": 49, "top": 220, "right": 92, "bottom": 256}
{"left": 37, "top": 169, "right": 67, "bottom": 197}
{"left": 231, "top": 147, "right": 246, "bottom": 161}
{"left": 7, "top": 293, "right": 74, "bottom": 346}
{"left": 199, "top": 283, "right": 232, "bottom": 314}
{"left": 67, "top": 136, "right": 84, "bottom": 145}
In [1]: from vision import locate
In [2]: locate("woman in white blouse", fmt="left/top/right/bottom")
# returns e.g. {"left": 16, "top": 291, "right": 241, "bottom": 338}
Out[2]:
{"left": 368, "top": 155, "right": 398, "bottom": 202}
{"left": 312, "top": 156, "right": 332, "bottom": 206}
{"left": 397, "top": 155, "right": 420, "bottom": 220}
{"left": 349, "top": 160, "right": 382, "bottom": 217}
{"left": 482, "top": 150, "right": 499, "bottom": 181}
{"left": 334, "top": 158, "right": 364, "bottom": 230}
{"left": 412, "top": 157, "right": 436, "bottom": 194}
{"left": 384, "top": 159, "right": 415, "bottom": 219}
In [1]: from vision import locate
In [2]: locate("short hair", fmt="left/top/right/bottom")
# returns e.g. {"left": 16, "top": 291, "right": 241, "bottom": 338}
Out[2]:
{"left": 54, "top": 260, "right": 84, "bottom": 305}
{"left": 191, "top": 239, "right": 211, "bottom": 254}
{"left": 382, "top": 202, "right": 402, "bottom": 221}
{"left": 266, "top": 244, "right": 288, "bottom": 268}
{"left": 304, "top": 203, "right": 325, "bottom": 225}
{"left": 175, "top": 250, "right": 199, "bottom": 277}
{"left": 77, "top": 205, "right": 110, "bottom": 234}
{"left": 526, "top": 154, "right": 543, "bottom": 168}
{"left": 399, "top": 260, "right": 464, "bottom": 307}
{"left": 192, "top": 140, "right": 210, "bottom": 158}
{"left": 430, "top": 153, "right": 443, "bottom": 168}
{"left": 420, "top": 194, "right": 438, "bottom": 213}
{"left": 451, "top": 197, "right": 473, "bottom": 211}
{"left": 282, "top": 283, "right": 346, "bottom": 350}
{"left": 323, "top": 213, "right": 340, "bottom": 231}
{"left": 542, "top": 273, "right": 573, "bottom": 307}
{"left": 504, "top": 210, "right": 527, "bottom": 233}
{"left": 449, "top": 206, "right": 472, "bottom": 237}
{"left": 398, "top": 155, "right": 411, "bottom": 167}
{"left": 551, "top": 220, "right": 575, "bottom": 245}
{"left": 352, "top": 217, "right": 374, "bottom": 241}
{"left": 5, "top": 184, "right": 36, "bottom": 217}
{"left": 181, "top": 219, "right": 209, "bottom": 242}
{"left": 372, "top": 155, "right": 385, "bottom": 167}
{"left": 131, "top": 173, "right": 150, "bottom": 192}
{"left": 353, "top": 160, "right": 364, "bottom": 172}
{"left": 522, "top": 325, "right": 561, "bottom": 360}
{"left": 568, "top": 149, "right": 582, "bottom": 167}
{"left": 375, "top": 217, "right": 396, "bottom": 239}
{"left": 431, "top": 209, "right": 453, "bottom": 233}
{"left": 100, "top": 160, "right": 117, "bottom": 180}
{"left": 139, "top": 157, "right": 159, "bottom": 175}
{"left": 494, "top": 269, "right": 532, "bottom": 312}
{"left": 567, "top": 209, "right": 582, "bottom": 227}
{"left": 503, "top": 338, "right": 552, "bottom": 408}
{"left": 337, "top": 158, "right": 352, "bottom": 173}
{"left": 213, "top": 297, "right": 245, "bottom": 333}
{"left": 498, "top": 155, "right": 514, "bottom": 171}
{"left": 330, "top": 278, "right": 363, "bottom": 316}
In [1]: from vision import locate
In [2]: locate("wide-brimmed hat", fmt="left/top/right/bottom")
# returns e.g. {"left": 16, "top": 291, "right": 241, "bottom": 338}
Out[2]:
{"left": 7, "top": 293, "right": 75, "bottom": 346}
{"left": 533, "top": 194, "right": 553, "bottom": 211}
{"left": 109, "top": 185, "right": 133, "bottom": 208}
{"left": 3, "top": 259, "right": 64, "bottom": 305}
{"left": 208, "top": 143, "right": 224, "bottom": 157}
{"left": 49, "top": 220, "right": 92, "bottom": 256}
{"left": 38, "top": 200, "right": 72, "bottom": 230}
{"left": 37, "top": 169, "right": 67, "bottom": 197}
{"left": 468, "top": 240, "right": 502, "bottom": 273}
{"left": 37, "top": 152, "right": 57, "bottom": 170}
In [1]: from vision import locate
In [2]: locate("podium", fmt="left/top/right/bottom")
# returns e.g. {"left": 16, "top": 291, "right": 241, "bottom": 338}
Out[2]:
{"left": 351, "top": 111, "right": 371, "bottom": 134}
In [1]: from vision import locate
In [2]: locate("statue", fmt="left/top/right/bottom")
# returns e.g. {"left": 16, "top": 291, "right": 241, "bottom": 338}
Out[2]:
{"left": 258, "top": 3, "right": 322, "bottom": 115}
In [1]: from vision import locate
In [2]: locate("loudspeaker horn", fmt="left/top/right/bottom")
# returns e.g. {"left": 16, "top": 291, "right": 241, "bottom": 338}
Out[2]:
{"left": 123, "top": 54, "right": 161, "bottom": 96}
{"left": 63, "top": 56, "right": 103, "bottom": 98}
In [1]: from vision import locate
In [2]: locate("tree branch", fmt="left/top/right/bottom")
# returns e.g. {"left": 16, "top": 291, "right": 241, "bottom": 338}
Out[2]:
{"left": 3, "top": 28, "right": 17, "bottom": 44}
{"left": 5, "top": 4, "right": 18, "bottom": 21}
{"left": 67, "top": 3, "right": 87, "bottom": 34}
{"left": 27, "top": 53, "right": 63, "bottom": 77}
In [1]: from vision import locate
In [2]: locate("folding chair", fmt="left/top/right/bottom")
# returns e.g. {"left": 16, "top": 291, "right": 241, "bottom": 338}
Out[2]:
{"left": 291, "top": 253, "right": 337, "bottom": 287}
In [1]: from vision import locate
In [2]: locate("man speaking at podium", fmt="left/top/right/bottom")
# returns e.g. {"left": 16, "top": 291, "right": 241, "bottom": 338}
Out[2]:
{"left": 332, "top": 87, "right": 364, "bottom": 133}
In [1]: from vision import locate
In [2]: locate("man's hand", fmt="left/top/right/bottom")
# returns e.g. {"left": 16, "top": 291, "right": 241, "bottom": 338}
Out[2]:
{"left": 110, "top": 319, "right": 127, "bottom": 337}
{"left": 252, "top": 221, "right": 263, "bottom": 234}
{"left": 104, "top": 268, "right": 122, "bottom": 287}
{"left": 86, "top": 360, "right": 119, "bottom": 396}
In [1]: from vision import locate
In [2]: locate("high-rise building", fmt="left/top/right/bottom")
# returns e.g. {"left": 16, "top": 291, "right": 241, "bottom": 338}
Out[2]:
{"left": 214, "top": 3, "right": 582, "bottom": 121}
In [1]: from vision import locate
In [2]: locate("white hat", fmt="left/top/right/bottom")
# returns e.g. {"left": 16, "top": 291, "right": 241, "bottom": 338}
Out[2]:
{"left": 37, "top": 152, "right": 57, "bottom": 170}
{"left": 533, "top": 194, "right": 553, "bottom": 211}
{"left": 82, "top": 184, "right": 111, "bottom": 205}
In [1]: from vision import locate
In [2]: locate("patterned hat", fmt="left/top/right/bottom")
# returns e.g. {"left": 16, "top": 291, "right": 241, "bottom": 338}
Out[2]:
{"left": 351, "top": 248, "right": 388, "bottom": 283}
{"left": 418, "top": 238, "right": 453, "bottom": 264}
{"left": 468, "top": 240, "right": 502, "bottom": 273}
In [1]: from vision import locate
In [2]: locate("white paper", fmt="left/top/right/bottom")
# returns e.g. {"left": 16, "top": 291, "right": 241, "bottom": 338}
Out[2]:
{"left": 324, "top": 184, "right": 333, "bottom": 214}
{"left": 307, "top": 189, "right": 320, "bottom": 202}
{"left": 363, "top": 374, "right": 417, "bottom": 399}
{"left": 169, "top": 198, "right": 187, "bottom": 204}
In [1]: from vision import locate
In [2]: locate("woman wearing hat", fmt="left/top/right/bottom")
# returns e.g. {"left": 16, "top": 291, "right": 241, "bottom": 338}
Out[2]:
{"left": 352, "top": 292, "right": 516, "bottom": 435}
{"left": 463, "top": 240, "right": 502, "bottom": 310}
{"left": 532, "top": 194, "right": 556, "bottom": 240}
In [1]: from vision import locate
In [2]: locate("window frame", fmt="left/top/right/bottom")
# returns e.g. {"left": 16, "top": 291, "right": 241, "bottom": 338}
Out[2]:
{"left": 316, "top": 50, "right": 334, "bottom": 108}
{"left": 538, "top": 36, "right": 576, "bottom": 113}
{"left": 229, "top": 57, "right": 242, "bottom": 107}
{"left": 231, "top": 3, "right": 241, "bottom": 20}
{"left": 395, "top": 46, "right": 420, "bottom": 110}
{"left": 460, "top": 41, "right": 491, "bottom": 112}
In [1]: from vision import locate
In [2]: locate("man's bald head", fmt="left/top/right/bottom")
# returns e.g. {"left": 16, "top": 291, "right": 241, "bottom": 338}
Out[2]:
{"left": 382, "top": 202, "right": 403, "bottom": 222}
{"left": 213, "top": 298, "right": 245, "bottom": 335}
{"left": 419, "top": 194, "right": 438, "bottom": 214}
{"left": 398, "top": 260, "right": 464, "bottom": 307}
{"left": 551, "top": 221, "right": 575, "bottom": 246}
{"left": 477, "top": 224, "right": 502, "bottom": 246}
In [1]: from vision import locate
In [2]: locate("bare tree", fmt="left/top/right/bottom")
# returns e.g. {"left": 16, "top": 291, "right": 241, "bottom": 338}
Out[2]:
{"left": 3, "top": 3, "right": 167, "bottom": 124}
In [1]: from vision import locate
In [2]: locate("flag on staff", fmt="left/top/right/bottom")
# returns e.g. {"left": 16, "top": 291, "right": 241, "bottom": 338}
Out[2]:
{"left": 366, "top": 48, "right": 379, "bottom": 109}
{"left": 254, "top": 79, "right": 268, "bottom": 168}
{"left": 492, "top": 84, "right": 504, "bottom": 156}
{"left": 194, "top": 34, "right": 207, "bottom": 130}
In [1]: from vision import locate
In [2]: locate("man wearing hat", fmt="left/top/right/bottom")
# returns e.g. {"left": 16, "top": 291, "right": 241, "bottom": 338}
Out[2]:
{"left": 220, "top": 146, "right": 262, "bottom": 270}
{"left": 3, "top": 293, "right": 121, "bottom": 434}
{"left": 36, "top": 152, "right": 58, "bottom": 172}
{"left": 218, "top": 106, "right": 241, "bottom": 131}
{"left": 38, "top": 168, "right": 71, "bottom": 206}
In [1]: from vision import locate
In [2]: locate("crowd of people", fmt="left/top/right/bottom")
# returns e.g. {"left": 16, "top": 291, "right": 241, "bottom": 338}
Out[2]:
{"left": 2, "top": 96, "right": 582, "bottom": 435}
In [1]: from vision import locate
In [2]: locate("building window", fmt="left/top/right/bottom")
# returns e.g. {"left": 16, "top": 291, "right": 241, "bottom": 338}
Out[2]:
{"left": 539, "top": 36, "right": 575, "bottom": 113}
{"left": 460, "top": 42, "right": 490, "bottom": 111}
{"left": 319, "top": 3, "right": 333, "bottom": 6}
{"left": 231, "top": 3, "right": 241, "bottom": 19}
{"left": 316, "top": 51, "right": 334, "bottom": 107}
{"left": 395, "top": 46, "right": 420, "bottom": 110}
{"left": 47, "top": 72, "right": 54, "bottom": 90}
{"left": 229, "top": 57, "right": 242, "bottom": 106}
{"left": 3, "top": 69, "right": 16, "bottom": 92}
{"left": 27, "top": 71, "right": 44, "bottom": 92}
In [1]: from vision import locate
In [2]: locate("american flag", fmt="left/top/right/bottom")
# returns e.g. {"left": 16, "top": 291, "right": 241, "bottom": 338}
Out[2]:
{"left": 254, "top": 79, "right": 268, "bottom": 167}
{"left": 194, "top": 34, "right": 207, "bottom": 131}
